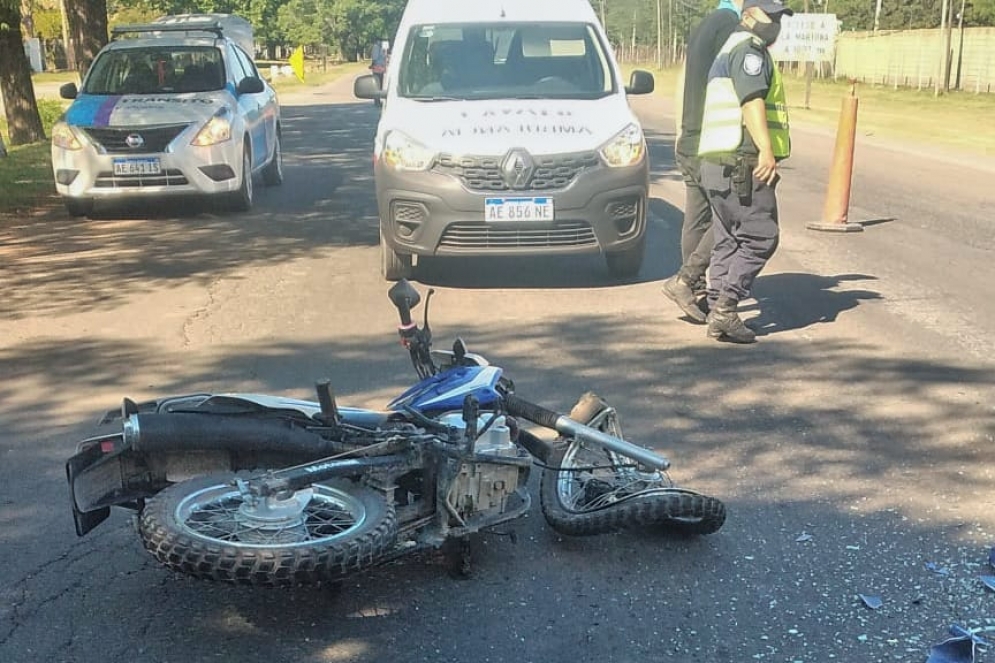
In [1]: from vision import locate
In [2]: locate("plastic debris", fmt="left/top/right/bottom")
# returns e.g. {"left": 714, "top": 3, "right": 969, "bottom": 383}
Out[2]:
{"left": 926, "top": 632, "right": 975, "bottom": 663}
{"left": 795, "top": 532, "right": 813, "bottom": 542}
{"left": 859, "top": 594, "right": 883, "bottom": 610}
{"left": 926, "top": 562, "right": 951, "bottom": 575}
{"left": 981, "top": 576, "right": 995, "bottom": 592}
{"left": 949, "top": 625, "right": 992, "bottom": 648}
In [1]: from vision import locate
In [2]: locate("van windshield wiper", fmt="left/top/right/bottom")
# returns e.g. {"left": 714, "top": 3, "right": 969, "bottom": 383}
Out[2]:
{"left": 411, "top": 96, "right": 466, "bottom": 102}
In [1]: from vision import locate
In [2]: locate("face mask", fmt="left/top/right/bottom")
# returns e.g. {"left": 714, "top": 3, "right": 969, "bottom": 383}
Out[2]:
{"left": 753, "top": 21, "right": 781, "bottom": 45}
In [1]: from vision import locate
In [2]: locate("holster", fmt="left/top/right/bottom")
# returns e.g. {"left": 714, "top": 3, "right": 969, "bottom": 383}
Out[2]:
{"left": 732, "top": 155, "right": 754, "bottom": 200}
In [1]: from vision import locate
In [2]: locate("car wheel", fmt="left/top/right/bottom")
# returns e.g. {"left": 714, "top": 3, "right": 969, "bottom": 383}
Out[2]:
{"left": 262, "top": 132, "right": 283, "bottom": 186}
{"left": 229, "top": 143, "right": 253, "bottom": 212}
{"left": 605, "top": 236, "right": 645, "bottom": 279}
{"left": 64, "top": 197, "right": 93, "bottom": 218}
{"left": 380, "top": 225, "right": 412, "bottom": 281}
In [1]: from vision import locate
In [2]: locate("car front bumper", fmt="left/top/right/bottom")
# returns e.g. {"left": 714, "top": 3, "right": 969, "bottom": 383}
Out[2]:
{"left": 52, "top": 133, "right": 243, "bottom": 200}
{"left": 375, "top": 155, "right": 649, "bottom": 258}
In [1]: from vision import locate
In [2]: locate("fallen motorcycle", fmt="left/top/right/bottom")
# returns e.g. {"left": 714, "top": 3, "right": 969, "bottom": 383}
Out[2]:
{"left": 66, "top": 280, "right": 725, "bottom": 586}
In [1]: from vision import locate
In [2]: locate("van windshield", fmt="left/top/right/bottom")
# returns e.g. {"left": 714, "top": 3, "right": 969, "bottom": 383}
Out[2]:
{"left": 397, "top": 22, "right": 616, "bottom": 100}
{"left": 83, "top": 46, "right": 225, "bottom": 95}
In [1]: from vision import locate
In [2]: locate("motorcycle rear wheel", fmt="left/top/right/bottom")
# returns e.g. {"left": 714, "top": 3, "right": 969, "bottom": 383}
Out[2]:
{"left": 540, "top": 393, "right": 726, "bottom": 536}
{"left": 139, "top": 473, "right": 397, "bottom": 586}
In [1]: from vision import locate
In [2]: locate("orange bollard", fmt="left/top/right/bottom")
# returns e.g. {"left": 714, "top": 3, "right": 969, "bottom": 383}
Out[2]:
{"left": 807, "top": 83, "right": 864, "bottom": 233}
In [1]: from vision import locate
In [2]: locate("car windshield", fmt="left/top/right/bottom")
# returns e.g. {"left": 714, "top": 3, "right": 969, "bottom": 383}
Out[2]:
{"left": 397, "top": 22, "right": 616, "bottom": 101}
{"left": 83, "top": 46, "right": 225, "bottom": 95}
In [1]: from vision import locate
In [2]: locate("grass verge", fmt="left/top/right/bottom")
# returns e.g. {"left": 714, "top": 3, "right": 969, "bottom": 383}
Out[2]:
{"left": 267, "top": 61, "right": 368, "bottom": 91}
{"left": 0, "top": 142, "right": 57, "bottom": 215}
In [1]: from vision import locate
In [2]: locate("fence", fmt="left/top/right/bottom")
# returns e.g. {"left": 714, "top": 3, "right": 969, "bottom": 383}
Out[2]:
{"left": 614, "top": 26, "right": 995, "bottom": 95}
{"left": 834, "top": 27, "right": 995, "bottom": 93}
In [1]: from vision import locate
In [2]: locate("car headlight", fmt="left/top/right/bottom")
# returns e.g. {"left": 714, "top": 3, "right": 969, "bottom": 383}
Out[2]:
{"left": 191, "top": 111, "right": 232, "bottom": 146}
{"left": 51, "top": 122, "right": 82, "bottom": 150}
{"left": 381, "top": 131, "right": 435, "bottom": 171}
{"left": 599, "top": 123, "right": 645, "bottom": 168}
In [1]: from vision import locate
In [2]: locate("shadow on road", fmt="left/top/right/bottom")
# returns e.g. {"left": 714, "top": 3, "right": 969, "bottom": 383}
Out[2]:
{"left": 1, "top": 310, "right": 993, "bottom": 662}
{"left": 748, "top": 272, "right": 882, "bottom": 336}
{"left": 0, "top": 102, "right": 380, "bottom": 321}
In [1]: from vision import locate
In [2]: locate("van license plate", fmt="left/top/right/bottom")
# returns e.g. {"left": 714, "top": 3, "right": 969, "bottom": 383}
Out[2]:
{"left": 485, "top": 197, "right": 554, "bottom": 222}
{"left": 113, "top": 157, "right": 161, "bottom": 176}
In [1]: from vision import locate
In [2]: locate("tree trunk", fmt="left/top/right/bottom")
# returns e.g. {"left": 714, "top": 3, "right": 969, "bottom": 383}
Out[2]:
{"left": 0, "top": 4, "right": 46, "bottom": 145}
{"left": 64, "top": 0, "right": 108, "bottom": 76}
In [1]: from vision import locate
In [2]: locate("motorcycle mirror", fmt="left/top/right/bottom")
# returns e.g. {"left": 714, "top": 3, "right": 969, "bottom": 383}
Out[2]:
{"left": 387, "top": 279, "right": 421, "bottom": 326}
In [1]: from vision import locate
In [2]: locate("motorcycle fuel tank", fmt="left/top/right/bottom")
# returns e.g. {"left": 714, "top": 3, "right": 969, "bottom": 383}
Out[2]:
{"left": 387, "top": 365, "right": 503, "bottom": 414}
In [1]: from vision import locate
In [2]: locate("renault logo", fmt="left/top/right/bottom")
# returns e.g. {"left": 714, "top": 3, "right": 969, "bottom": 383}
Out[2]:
{"left": 501, "top": 149, "right": 534, "bottom": 190}
{"left": 125, "top": 133, "right": 145, "bottom": 149}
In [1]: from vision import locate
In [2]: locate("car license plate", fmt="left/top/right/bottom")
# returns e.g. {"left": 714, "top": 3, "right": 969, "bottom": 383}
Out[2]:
{"left": 485, "top": 197, "right": 554, "bottom": 222}
{"left": 112, "top": 157, "right": 161, "bottom": 176}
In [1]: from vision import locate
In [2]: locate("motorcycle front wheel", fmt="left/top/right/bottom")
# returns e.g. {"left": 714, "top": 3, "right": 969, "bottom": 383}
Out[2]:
{"left": 139, "top": 473, "right": 397, "bottom": 586}
{"left": 540, "top": 392, "right": 726, "bottom": 537}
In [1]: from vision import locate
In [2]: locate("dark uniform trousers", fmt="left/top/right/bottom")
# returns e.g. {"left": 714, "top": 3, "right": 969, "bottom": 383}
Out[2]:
{"left": 700, "top": 159, "right": 780, "bottom": 305}
{"left": 675, "top": 151, "right": 714, "bottom": 282}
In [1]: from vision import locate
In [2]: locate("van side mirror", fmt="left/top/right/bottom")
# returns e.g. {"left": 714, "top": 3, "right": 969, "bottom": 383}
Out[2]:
{"left": 625, "top": 70, "right": 655, "bottom": 95}
{"left": 354, "top": 74, "right": 386, "bottom": 100}
{"left": 237, "top": 76, "right": 265, "bottom": 95}
{"left": 60, "top": 82, "right": 79, "bottom": 100}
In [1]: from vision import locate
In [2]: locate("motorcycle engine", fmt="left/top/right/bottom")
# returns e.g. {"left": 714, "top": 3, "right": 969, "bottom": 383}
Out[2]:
{"left": 439, "top": 413, "right": 526, "bottom": 516}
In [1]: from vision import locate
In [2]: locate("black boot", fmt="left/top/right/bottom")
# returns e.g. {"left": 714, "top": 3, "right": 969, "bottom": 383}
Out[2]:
{"left": 662, "top": 273, "right": 706, "bottom": 323}
{"left": 706, "top": 296, "right": 756, "bottom": 343}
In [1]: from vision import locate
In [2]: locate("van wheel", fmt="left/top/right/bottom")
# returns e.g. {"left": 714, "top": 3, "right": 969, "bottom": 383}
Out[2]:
{"left": 64, "top": 197, "right": 93, "bottom": 218}
{"left": 380, "top": 227, "right": 412, "bottom": 281}
{"left": 605, "top": 237, "right": 645, "bottom": 279}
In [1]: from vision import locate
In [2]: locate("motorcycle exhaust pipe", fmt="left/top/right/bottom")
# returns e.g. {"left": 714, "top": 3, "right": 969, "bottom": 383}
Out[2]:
{"left": 504, "top": 394, "right": 670, "bottom": 471}
{"left": 123, "top": 413, "right": 343, "bottom": 456}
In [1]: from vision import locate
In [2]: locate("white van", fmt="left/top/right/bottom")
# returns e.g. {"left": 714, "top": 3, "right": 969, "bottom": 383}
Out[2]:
{"left": 355, "top": 0, "right": 654, "bottom": 280}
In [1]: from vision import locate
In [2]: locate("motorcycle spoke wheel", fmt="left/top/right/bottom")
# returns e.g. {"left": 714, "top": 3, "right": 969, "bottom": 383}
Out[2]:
{"left": 541, "top": 392, "right": 724, "bottom": 537}
{"left": 140, "top": 473, "right": 397, "bottom": 586}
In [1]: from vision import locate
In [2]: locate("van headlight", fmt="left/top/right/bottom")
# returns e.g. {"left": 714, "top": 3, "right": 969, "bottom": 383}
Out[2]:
{"left": 599, "top": 123, "right": 645, "bottom": 168}
{"left": 52, "top": 122, "right": 83, "bottom": 150}
{"left": 382, "top": 131, "right": 435, "bottom": 171}
{"left": 191, "top": 110, "right": 232, "bottom": 146}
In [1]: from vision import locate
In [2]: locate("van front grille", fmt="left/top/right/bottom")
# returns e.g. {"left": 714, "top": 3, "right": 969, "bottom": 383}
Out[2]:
{"left": 438, "top": 221, "right": 597, "bottom": 251}
{"left": 433, "top": 152, "right": 599, "bottom": 192}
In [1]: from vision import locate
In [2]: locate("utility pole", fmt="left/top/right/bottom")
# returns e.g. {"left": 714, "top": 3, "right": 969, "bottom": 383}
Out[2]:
{"left": 934, "top": 0, "right": 949, "bottom": 96}
{"left": 955, "top": 0, "right": 966, "bottom": 89}
{"left": 657, "top": 0, "right": 662, "bottom": 67}
{"left": 873, "top": 0, "right": 882, "bottom": 31}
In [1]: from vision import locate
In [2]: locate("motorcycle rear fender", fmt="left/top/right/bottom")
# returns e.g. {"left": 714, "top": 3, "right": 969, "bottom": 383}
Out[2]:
{"left": 66, "top": 432, "right": 163, "bottom": 536}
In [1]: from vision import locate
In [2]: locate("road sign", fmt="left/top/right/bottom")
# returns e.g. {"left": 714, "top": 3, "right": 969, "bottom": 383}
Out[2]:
{"left": 769, "top": 13, "right": 840, "bottom": 63}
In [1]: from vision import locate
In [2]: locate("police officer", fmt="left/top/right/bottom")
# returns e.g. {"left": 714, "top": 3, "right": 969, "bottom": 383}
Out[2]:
{"left": 662, "top": 0, "right": 743, "bottom": 324}
{"left": 697, "top": 0, "right": 792, "bottom": 343}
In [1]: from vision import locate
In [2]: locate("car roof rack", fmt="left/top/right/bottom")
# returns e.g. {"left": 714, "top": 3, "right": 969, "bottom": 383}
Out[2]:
{"left": 111, "top": 20, "right": 224, "bottom": 41}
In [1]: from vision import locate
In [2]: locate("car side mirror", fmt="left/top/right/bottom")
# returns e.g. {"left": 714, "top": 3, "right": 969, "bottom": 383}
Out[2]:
{"left": 354, "top": 74, "right": 386, "bottom": 100}
{"left": 625, "top": 70, "right": 655, "bottom": 95}
{"left": 237, "top": 76, "right": 265, "bottom": 95}
{"left": 60, "top": 82, "right": 78, "bottom": 100}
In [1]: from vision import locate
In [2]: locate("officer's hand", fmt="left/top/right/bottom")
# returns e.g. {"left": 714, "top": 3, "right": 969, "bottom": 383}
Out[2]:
{"left": 754, "top": 150, "right": 778, "bottom": 186}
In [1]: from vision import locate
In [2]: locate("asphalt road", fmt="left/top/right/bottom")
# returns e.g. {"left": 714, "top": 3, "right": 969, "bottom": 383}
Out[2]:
{"left": 1, "top": 74, "right": 994, "bottom": 663}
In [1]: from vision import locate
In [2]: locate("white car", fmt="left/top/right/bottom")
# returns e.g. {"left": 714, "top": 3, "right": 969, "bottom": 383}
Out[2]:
{"left": 51, "top": 15, "right": 282, "bottom": 217}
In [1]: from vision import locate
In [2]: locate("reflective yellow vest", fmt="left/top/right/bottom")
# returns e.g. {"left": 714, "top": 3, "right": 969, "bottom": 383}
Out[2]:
{"left": 698, "top": 32, "right": 790, "bottom": 158}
